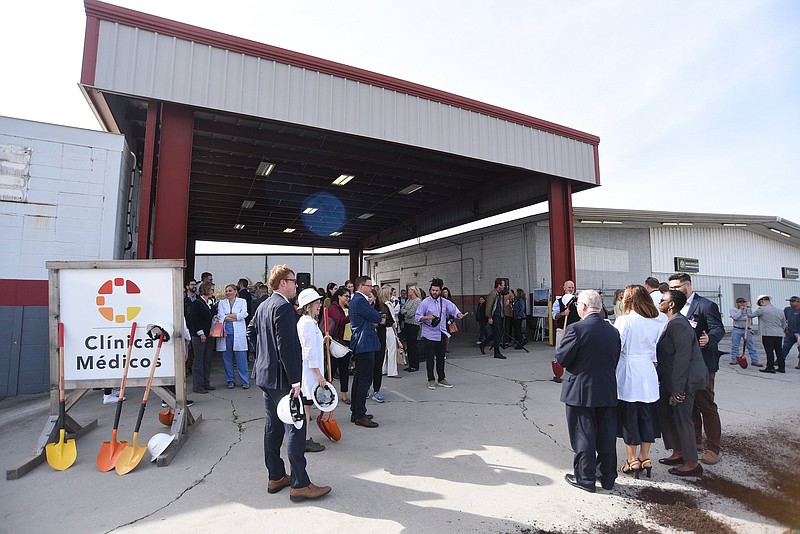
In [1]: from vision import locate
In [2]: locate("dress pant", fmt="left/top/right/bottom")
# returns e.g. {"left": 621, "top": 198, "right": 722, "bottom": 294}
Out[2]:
{"left": 763, "top": 336, "right": 784, "bottom": 371}
{"left": 424, "top": 333, "right": 447, "bottom": 382}
{"left": 403, "top": 324, "right": 420, "bottom": 369}
{"left": 191, "top": 335, "right": 215, "bottom": 390}
{"left": 513, "top": 318, "right": 524, "bottom": 346}
{"left": 658, "top": 387, "right": 698, "bottom": 463}
{"left": 350, "top": 351, "right": 374, "bottom": 419}
{"left": 476, "top": 321, "right": 488, "bottom": 344}
{"left": 374, "top": 330, "right": 387, "bottom": 393}
{"left": 565, "top": 404, "right": 617, "bottom": 488}
{"left": 692, "top": 372, "right": 721, "bottom": 454}
{"left": 261, "top": 387, "right": 310, "bottom": 489}
{"left": 479, "top": 315, "right": 503, "bottom": 355}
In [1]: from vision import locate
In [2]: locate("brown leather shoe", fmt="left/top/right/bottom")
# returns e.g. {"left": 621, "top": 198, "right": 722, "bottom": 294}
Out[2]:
{"left": 267, "top": 474, "right": 291, "bottom": 494}
{"left": 289, "top": 483, "right": 332, "bottom": 502}
{"left": 350, "top": 414, "right": 373, "bottom": 422}
{"left": 353, "top": 416, "right": 379, "bottom": 428}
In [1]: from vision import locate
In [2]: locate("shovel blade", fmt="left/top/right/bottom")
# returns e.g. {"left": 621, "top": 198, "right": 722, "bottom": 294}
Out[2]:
{"left": 96, "top": 438, "right": 128, "bottom": 472}
{"left": 736, "top": 355, "right": 748, "bottom": 369}
{"left": 323, "top": 414, "right": 341, "bottom": 442}
{"left": 158, "top": 408, "right": 174, "bottom": 426}
{"left": 115, "top": 433, "right": 146, "bottom": 475}
{"left": 45, "top": 429, "right": 77, "bottom": 471}
{"left": 316, "top": 413, "right": 333, "bottom": 440}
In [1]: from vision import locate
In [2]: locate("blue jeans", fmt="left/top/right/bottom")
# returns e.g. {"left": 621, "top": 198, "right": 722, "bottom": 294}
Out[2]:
{"left": 782, "top": 332, "right": 800, "bottom": 361}
{"left": 222, "top": 324, "right": 249, "bottom": 385}
{"left": 730, "top": 328, "right": 758, "bottom": 362}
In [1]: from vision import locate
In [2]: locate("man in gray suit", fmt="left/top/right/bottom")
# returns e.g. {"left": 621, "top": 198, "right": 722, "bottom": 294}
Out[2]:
{"left": 555, "top": 290, "right": 621, "bottom": 493}
{"left": 251, "top": 264, "right": 331, "bottom": 501}
{"left": 668, "top": 273, "right": 725, "bottom": 465}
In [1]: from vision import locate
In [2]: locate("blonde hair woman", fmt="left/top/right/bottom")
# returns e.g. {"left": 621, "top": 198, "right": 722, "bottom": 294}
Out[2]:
{"left": 401, "top": 285, "right": 422, "bottom": 372}
{"left": 381, "top": 285, "right": 401, "bottom": 380}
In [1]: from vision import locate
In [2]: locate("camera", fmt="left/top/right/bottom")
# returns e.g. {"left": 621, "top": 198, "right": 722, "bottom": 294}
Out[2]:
{"left": 431, "top": 317, "right": 441, "bottom": 327}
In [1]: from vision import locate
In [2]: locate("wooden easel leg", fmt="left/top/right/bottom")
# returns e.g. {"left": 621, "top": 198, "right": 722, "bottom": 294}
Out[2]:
{"left": 155, "top": 408, "right": 202, "bottom": 467}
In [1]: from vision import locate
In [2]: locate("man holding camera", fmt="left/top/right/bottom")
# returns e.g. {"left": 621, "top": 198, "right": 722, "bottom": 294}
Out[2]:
{"left": 416, "top": 278, "right": 468, "bottom": 389}
{"left": 479, "top": 278, "right": 508, "bottom": 359}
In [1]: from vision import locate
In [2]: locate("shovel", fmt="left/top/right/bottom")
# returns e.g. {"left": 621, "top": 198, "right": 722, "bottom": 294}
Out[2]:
{"left": 46, "top": 323, "right": 77, "bottom": 471}
{"left": 158, "top": 406, "right": 175, "bottom": 426}
{"left": 97, "top": 321, "right": 137, "bottom": 472}
{"left": 116, "top": 329, "right": 166, "bottom": 475}
{"left": 736, "top": 315, "right": 749, "bottom": 369}
{"left": 317, "top": 309, "right": 341, "bottom": 442}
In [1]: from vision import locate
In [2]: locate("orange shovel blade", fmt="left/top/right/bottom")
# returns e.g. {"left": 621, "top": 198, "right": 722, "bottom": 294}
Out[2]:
{"left": 96, "top": 430, "right": 128, "bottom": 472}
{"left": 158, "top": 408, "right": 174, "bottom": 427}
{"left": 115, "top": 433, "right": 146, "bottom": 475}
{"left": 45, "top": 429, "right": 77, "bottom": 471}
{"left": 323, "top": 413, "right": 341, "bottom": 442}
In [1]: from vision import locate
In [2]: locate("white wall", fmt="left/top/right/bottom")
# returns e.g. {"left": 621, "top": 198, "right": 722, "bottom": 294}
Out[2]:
{"left": 0, "top": 116, "right": 132, "bottom": 280}
{"left": 194, "top": 253, "right": 349, "bottom": 289}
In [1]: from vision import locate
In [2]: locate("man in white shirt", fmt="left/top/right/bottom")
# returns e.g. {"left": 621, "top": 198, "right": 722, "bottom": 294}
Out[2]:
{"left": 645, "top": 277, "right": 661, "bottom": 307}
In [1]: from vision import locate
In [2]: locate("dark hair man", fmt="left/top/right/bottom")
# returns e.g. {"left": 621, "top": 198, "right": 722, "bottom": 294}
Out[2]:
{"left": 251, "top": 264, "right": 331, "bottom": 501}
{"left": 201, "top": 272, "right": 213, "bottom": 283}
{"left": 479, "top": 278, "right": 508, "bottom": 359}
{"left": 644, "top": 277, "right": 661, "bottom": 307}
{"left": 556, "top": 290, "right": 621, "bottom": 493}
{"left": 667, "top": 273, "right": 724, "bottom": 465}
{"left": 416, "top": 278, "right": 468, "bottom": 389}
{"left": 783, "top": 296, "right": 800, "bottom": 369}
{"left": 348, "top": 275, "right": 384, "bottom": 428}
{"left": 183, "top": 279, "right": 197, "bottom": 319}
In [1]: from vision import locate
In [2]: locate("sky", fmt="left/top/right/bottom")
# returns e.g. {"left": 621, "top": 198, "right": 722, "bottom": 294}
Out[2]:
{"left": 2, "top": 0, "right": 798, "bottom": 253}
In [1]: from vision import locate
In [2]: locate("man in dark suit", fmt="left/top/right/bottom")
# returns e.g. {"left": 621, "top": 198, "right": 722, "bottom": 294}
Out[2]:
{"left": 348, "top": 275, "right": 384, "bottom": 428}
{"left": 555, "top": 290, "right": 621, "bottom": 493}
{"left": 668, "top": 273, "right": 725, "bottom": 465}
{"left": 479, "top": 278, "right": 508, "bottom": 359}
{"left": 251, "top": 264, "right": 331, "bottom": 501}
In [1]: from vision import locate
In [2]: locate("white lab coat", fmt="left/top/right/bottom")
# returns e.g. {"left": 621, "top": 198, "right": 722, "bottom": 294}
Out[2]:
{"left": 297, "top": 315, "right": 324, "bottom": 399}
{"left": 614, "top": 311, "right": 667, "bottom": 403}
{"left": 215, "top": 297, "right": 249, "bottom": 352}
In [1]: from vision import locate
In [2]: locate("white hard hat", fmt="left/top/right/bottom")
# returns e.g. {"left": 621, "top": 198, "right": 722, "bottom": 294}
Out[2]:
{"left": 297, "top": 288, "right": 323, "bottom": 308}
{"left": 312, "top": 383, "right": 339, "bottom": 412}
{"left": 756, "top": 295, "right": 770, "bottom": 304}
{"left": 329, "top": 339, "right": 351, "bottom": 359}
{"left": 277, "top": 393, "right": 305, "bottom": 429}
{"left": 147, "top": 432, "right": 176, "bottom": 462}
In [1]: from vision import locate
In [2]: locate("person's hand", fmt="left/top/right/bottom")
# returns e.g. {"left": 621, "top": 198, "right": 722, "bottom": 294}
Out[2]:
{"left": 699, "top": 330, "right": 709, "bottom": 347}
{"left": 323, "top": 333, "right": 331, "bottom": 343}
{"left": 458, "top": 312, "right": 468, "bottom": 319}
{"left": 488, "top": 317, "right": 493, "bottom": 325}
{"left": 291, "top": 385, "right": 301, "bottom": 398}
{"left": 669, "top": 392, "right": 685, "bottom": 405}
{"left": 317, "top": 376, "right": 326, "bottom": 389}
{"left": 200, "top": 334, "right": 206, "bottom": 342}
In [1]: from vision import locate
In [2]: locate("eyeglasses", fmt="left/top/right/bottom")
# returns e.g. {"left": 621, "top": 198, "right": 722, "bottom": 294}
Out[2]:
{"left": 284, "top": 278, "right": 296, "bottom": 283}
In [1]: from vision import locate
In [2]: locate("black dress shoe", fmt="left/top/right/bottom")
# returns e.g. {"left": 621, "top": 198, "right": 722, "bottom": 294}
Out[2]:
{"left": 658, "top": 456, "right": 683, "bottom": 465}
{"left": 564, "top": 473, "right": 595, "bottom": 493}
{"left": 479, "top": 344, "right": 486, "bottom": 355}
{"left": 353, "top": 416, "right": 379, "bottom": 428}
{"left": 193, "top": 387, "right": 208, "bottom": 394}
{"left": 204, "top": 385, "right": 216, "bottom": 391}
{"left": 494, "top": 354, "right": 506, "bottom": 359}
{"left": 759, "top": 368, "right": 776, "bottom": 374}
{"left": 350, "top": 414, "right": 374, "bottom": 422}
{"left": 776, "top": 369, "right": 785, "bottom": 373}
{"left": 601, "top": 481, "right": 614, "bottom": 490}
{"left": 668, "top": 464, "right": 703, "bottom": 477}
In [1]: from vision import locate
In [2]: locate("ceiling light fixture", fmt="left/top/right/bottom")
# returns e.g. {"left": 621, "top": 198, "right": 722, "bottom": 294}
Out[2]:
{"left": 283, "top": 228, "right": 295, "bottom": 233}
{"left": 241, "top": 200, "right": 255, "bottom": 209}
{"left": 333, "top": 174, "right": 354, "bottom": 186}
{"left": 580, "top": 220, "right": 602, "bottom": 224}
{"left": 303, "top": 207, "right": 318, "bottom": 214}
{"left": 256, "top": 162, "right": 275, "bottom": 177}
{"left": 678, "top": 222, "right": 693, "bottom": 226}
{"left": 358, "top": 213, "right": 375, "bottom": 220}
{"left": 770, "top": 228, "right": 790, "bottom": 238}
{"left": 329, "top": 231, "right": 342, "bottom": 236}
{"left": 662, "top": 222, "right": 679, "bottom": 226}
{"left": 722, "top": 223, "right": 747, "bottom": 227}
{"left": 602, "top": 221, "right": 623, "bottom": 224}
{"left": 398, "top": 184, "right": 423, "bottom": 195}
{"left": 233, "top": 223, "right": 245, "bottom": 230}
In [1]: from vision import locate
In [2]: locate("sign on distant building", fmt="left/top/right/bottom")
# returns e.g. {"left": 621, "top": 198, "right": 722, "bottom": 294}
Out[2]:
{"left": 782, "top": 267, "right": 799, "bottom": 280}
{"left": 674, "top": 257, "right": 700, "bottom": 273}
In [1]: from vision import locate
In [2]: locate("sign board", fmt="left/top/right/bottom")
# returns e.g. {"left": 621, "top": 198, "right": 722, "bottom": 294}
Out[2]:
{"left": 782, "top": 267, "right": 799, "bottom": 280}
{"left": 531, "top": 288, "right": 550, "bottom": 318}
{"left": 674, "top": 257, "right": 700, "bottom": 273}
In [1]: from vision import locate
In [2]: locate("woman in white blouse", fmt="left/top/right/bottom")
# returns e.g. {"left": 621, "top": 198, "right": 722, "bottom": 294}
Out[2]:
{"left": 614, "top": 284, "right": 667, "bottom": 478}
{"left": 381, "top": 285, "right": 402, "bottom": 379}
{"left": 216, "top": 284, "right": 250, "bottom": 389}
{"left": 296, "top": 288, "right": 329, "bottom": 453}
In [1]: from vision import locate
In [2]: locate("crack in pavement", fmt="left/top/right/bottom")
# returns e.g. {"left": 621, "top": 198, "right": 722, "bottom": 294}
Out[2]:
{"left": 104, "top": 397, "right": 246, "bottom": 533}
{"left": 519, "top": 381, "right": 570, "bottom": 451}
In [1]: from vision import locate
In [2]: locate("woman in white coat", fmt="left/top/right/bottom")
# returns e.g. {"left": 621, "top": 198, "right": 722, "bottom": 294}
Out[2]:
{"left": 381, "top": 285, "right": 402, "bottom": 379}
{"left": 216, "top": 284, "right": 250, "bottom": 389}
{"left": 614, "top": 284, "right": 667, "bottom": 478}
{"left": 296, "top": 288, "right": 329, "bottom": 453}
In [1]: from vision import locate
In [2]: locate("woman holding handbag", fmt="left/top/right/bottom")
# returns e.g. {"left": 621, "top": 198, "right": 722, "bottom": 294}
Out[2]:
{"left": 216, "top": 284, "right": 250, "bottom": 389}
{"left": 327, "top": 287, "right": 352, "bottom": 404}
{"left": 401, "top": 285, "right": 422, "bottom": 372}
{"left": 188, "top": 281, "right": 217, "bottom": 393}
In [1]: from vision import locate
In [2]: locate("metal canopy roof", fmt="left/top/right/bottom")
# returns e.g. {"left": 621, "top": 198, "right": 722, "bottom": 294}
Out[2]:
{"left": 82, "top": 1, "right": 601, "bottom": 252}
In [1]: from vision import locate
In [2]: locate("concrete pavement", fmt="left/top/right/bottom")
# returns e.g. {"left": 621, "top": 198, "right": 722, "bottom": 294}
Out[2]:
{"left": 1, "top": 334, "right": 797, "bottom": 533}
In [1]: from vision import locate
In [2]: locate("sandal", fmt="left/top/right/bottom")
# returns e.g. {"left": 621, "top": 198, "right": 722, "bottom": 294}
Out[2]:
{"left": 621, "top": 459, "right": 642, "bottom": 477}
{"left": 639, "top": 458, "right": 652, "bottom": 478}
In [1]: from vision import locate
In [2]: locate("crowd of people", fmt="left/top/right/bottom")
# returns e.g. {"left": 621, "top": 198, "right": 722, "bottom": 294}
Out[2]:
{"left": 180, "top": 266, "right": 800, "bottom": 499}
{"left": 554, "top": 274, "right": 800, "bottom": 492}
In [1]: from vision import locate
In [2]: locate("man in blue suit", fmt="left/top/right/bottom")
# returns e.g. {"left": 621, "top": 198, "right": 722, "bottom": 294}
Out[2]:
{"left": 251, "top": 264, "right": 331, "bottom": 501}
{"left": 348, "top": 275, "right": 384, "bottom": 428}
{"left": 668, "top": 273, "right": 724, "bottom": 465}
{"left": 555, "top": 290, "right": 621, "bottom": 493}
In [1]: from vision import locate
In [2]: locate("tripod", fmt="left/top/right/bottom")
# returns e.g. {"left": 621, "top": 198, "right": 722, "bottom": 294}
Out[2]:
{"left": 500, "top": 315, "right": 529, "bottom": 353}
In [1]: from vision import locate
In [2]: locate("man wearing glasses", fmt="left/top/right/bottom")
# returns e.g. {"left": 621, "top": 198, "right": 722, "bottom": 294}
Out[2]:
{"left": 251, "top": 264, "right": 331, "bottom": 501}
{"left": 667, "top": 273, "right": 724, "bottom": 466}
{"left": 348, "top": 275, "right": 384, "bottom": 428}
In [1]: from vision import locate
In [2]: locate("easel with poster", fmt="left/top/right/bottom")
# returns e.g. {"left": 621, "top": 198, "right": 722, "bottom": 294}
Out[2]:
{"left": 6, "top": 260, "right": 201, "bottom": 480}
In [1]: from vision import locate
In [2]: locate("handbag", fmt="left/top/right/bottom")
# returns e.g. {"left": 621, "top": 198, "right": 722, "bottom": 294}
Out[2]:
{"left": 209, "top": 321, "right": 225, "bottom": 338}
{"left": 447, "top": 317, "right": 458, "bottom": 334}
{"left": 396, "top": 344, "right": 407, "bottom": 366}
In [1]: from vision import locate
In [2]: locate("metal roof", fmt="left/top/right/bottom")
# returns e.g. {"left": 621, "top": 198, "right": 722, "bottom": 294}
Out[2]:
{"left": 81, "top": 0, "right": 601, "bottom": 251}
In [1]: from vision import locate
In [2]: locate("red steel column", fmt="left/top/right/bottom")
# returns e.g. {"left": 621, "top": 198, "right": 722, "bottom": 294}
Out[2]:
{"left": 548, "top": 177, "right": 576, "bottom": 297}
{"left": 349, "top": 247, "right": 363, "bottom": 280}
{"left": 136, "top": 102, "right": 159, "bottom": 258}
{"left": 152, "top": 104, "right": 194, "bottom": 260}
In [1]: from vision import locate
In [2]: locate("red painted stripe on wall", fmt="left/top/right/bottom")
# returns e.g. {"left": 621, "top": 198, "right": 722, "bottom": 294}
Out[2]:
{"left": 0, "top": 279, "right": 49, "bottom": 307}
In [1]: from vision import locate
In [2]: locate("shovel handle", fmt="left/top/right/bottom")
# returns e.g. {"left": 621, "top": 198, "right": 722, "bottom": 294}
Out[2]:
{"left": 133, "top": 402, "right": 146, "bottom": 434}
{"left": 141, "top": 332, "right": 165, "bottom": 405}
{"left": 111, "top": 395, "right": 124, "bottom": 432}
{"left": 118, "top": 322, "right": 137, "bottom": 399}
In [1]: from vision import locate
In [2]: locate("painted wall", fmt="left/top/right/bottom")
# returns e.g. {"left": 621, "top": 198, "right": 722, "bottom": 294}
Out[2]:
{"left": 194, "top": 254, "right": 349, "bottom": 291}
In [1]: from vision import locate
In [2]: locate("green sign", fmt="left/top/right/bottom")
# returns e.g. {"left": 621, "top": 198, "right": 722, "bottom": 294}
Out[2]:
{"left": 782, "top": 267, "right": 799, "bottom": 279}
{"left": 674, "top": 257, "right": 700, "bottom": 273}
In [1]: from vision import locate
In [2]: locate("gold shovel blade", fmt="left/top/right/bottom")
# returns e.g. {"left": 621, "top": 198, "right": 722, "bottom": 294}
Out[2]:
{"left": 115, "top": 433, "right": 146, "bottom": 475}
{"left": 45, "top": 429, "right": 77, "bottom": 471}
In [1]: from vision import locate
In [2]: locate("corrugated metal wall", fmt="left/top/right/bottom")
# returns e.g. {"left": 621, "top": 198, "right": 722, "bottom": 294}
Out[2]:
{"left": 650, "top": 227, "right": 800, "bottom": 279}
{"left": 94, "top": 22, "right": 596, "bottom": 184}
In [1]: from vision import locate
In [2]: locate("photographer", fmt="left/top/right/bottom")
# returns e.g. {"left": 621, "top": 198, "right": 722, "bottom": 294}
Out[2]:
{"left": 416, "top": 278, "right": 468, "bottom": 389}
